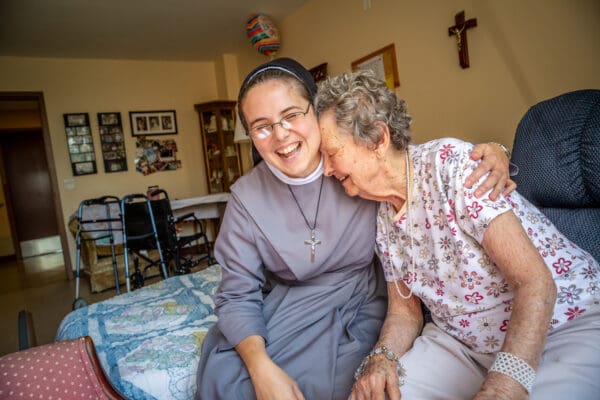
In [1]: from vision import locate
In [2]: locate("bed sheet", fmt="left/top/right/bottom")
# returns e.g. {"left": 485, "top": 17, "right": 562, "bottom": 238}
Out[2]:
{"left": 56, "top": 265, "right": 221, "bottom": 400}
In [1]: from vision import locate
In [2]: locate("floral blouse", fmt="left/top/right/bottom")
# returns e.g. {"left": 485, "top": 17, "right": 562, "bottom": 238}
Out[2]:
{"left": 376, "top": 138, "right": 600, "bottom": 353}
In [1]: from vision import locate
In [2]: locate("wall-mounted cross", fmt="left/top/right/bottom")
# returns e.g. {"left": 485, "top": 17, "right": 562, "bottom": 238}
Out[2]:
{"left": 448, "top": 10, "right": 477, "bottom": 69}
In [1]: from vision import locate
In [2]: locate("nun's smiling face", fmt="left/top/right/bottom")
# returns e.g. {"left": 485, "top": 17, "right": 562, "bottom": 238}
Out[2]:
{"left": 242, "top": 79, "right": 321, "bottom": 178}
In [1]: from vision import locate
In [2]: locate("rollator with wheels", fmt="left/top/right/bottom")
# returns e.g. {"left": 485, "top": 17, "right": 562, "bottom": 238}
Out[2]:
{"left": 72, "top": 196, "right": 121, "bottom": 309}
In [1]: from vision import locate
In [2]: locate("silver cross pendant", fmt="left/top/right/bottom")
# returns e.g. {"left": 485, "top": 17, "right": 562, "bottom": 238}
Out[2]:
{"left": 304, "top": 229, "right": 322, "bottom": 262}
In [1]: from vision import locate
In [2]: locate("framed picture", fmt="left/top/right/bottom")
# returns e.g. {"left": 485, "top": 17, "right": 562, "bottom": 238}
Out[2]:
{"left": 63, "top": 113, "right": 97, "bottom": 176}
{"left": 65, "top": 113, "right": 89, "bottom": 127}
{"left": 135, "top": 138, "right": 181, "bottom": 175}
{"left": 98, "top": 112, "right": 128, "bottom": 173}
{"left": 309, "top": 62, "right": 328, "bottom": 83}
{"left": 129, "top": 110, "right": 178, "bottom": 136}
{"left": 351, "top": 43, "right": 400, "bottom": 89}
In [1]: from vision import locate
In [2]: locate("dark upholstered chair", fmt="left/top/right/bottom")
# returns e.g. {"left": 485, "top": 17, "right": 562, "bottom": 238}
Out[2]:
{"left": 510, "top": 89, "right": 600, "bottom": 262}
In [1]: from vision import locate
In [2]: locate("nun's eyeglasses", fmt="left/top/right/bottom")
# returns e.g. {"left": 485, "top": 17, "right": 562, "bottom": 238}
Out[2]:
{"left": 248, "top": 103, "right": 311, "bottom": 140}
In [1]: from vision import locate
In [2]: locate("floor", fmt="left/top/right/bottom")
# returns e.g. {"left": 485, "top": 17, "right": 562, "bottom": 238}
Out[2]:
{"left": 0, "top": 252, "right": 166, "bottom": 357}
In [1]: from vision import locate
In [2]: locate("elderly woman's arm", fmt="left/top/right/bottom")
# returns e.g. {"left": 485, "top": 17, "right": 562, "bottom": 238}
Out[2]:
{"left": 475, "top": 211, "right": 557, "bottom": 400}
{"left": 350, "top": 282, "right": 423, "bottom": 400}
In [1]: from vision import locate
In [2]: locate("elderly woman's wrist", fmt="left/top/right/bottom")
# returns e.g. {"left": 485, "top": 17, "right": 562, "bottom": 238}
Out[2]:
{"left": 488, "top": 351, "right": 536, "bottom": 394}
{"left": 354, "top": 344, "right": 407, "bottom": 385}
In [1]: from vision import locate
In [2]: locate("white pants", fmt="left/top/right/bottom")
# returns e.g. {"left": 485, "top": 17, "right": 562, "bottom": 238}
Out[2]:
{"left": 399, "top": 306, "right": 600, "bottom": 399}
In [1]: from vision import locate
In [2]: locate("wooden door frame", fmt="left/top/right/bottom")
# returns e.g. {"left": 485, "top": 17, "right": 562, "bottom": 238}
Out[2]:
{"left": 0, "top": 92, "right": 73, "bottom": 280}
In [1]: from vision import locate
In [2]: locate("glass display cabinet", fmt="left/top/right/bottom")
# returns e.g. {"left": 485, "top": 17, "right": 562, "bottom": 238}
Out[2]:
{"left": 194, "top": 101, "right": 242, "bottom": 193}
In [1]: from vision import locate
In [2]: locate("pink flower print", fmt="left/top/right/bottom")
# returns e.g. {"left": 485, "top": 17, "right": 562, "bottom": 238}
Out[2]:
{"left": 477, "top": 317, "right": 496, "bottom": 332}
{"left": 540, "top": 234, "right": 566, "bottom": 257}
{"left": 456, "top": 241, "right": 476, "bottom": 265}
{"left": 403, "top": 271, "right": 417, "bottom": 286}
{"left": 459, "top": 319, "right": 470, "bottom": 328}
{"left": 434, "top": 209, "right": 447, "bottom": 230}
{"left": 465, "top": 291, "right": 484, "bottom": 304}
{"left": 434, "top": 276, "right": 445, "bottom": 289}
{"left": 526, "top": 227, "right": 538, "bottom": 240}
{"left": 423, "top": 162, "right": 433, "bottom": 183}
{"left": 466, "top": 201, "right": 483, "bottom": 219}
{"left": 484, "top": 336, "right": 501, "bottom": 350}
{"left": 442, "top": 251, "right": 455, "bottom": 264}
{"left": 564, "top": 306, "right": 586, "bottom": 321}
{"left": 448, "top": 198, "right": 456, "bottom": 211}
{"left": 558, "top": 284, "right": 583, "bottom": 305}
{"left": 420, "top": 275, "right": 435, "bottom": 288}
{"left": 485, "top": 280, "right": 509, "bottom": 297}
{"left": 499, "top": 319, "right": 509, "bottom": 332}
{"left": 449, "top": 226, "right": 457, "bottom": 236}
{"left": 422, "top": 190, "right": 434, "bottom": 210}
{"left": 552, "top": 258, "right": 572, "bottom": 275}
{"left": 581, "top": 265, "right": 598, "bottom": 280}
{"left": 446, "top": 199, "right": 456, "bottom": 222}
{"left": 438, "top": 236, "right": 453, "bottom": 250}
{"left": 396, "top": 213, "right": 407, "bottom": 226}
{"left": 460, "top": 270, "right": 483, "bottom": 290}
{"left": 439, "top": 143, "right": 456, "bottom": 164}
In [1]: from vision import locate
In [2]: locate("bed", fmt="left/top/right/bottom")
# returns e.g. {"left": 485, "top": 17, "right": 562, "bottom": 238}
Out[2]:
{"left": 56, "top": 264, "right": 221, "bottom": 400}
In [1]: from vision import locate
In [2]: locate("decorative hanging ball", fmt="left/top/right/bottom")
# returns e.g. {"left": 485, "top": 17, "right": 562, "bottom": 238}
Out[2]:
{"left": 246, "top": 13, "right": 280, "bottom": 59}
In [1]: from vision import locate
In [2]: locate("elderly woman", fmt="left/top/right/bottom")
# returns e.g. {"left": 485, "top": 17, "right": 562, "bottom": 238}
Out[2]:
{"left": 315, "top": 70, "right": 600, "bottom": 400}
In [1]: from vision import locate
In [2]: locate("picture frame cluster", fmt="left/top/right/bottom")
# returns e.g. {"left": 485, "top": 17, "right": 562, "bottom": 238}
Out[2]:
{"left": 63, "top": 109, "right": 179, "bottom": 177}
{"left": 98, "top": 112, "right": 127, "bottom": 173}
{"left": 64, "top": 113, "right": 97, "bottom": 176}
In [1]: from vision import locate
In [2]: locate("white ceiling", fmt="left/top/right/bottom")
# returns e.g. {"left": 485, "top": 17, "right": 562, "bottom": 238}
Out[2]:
{"left": 0, "top": 0, "right": 307, "bottom": 61}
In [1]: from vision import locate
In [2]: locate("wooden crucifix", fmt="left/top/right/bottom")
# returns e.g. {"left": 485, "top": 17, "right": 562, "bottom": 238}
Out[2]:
{"left": 448, "top": 10, "right": 477, "bottom": 68}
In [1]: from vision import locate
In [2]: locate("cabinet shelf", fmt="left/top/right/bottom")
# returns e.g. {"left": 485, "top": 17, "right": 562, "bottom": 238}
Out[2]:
{"left": 195, "top": 100, "right": 242, "bottom": 193}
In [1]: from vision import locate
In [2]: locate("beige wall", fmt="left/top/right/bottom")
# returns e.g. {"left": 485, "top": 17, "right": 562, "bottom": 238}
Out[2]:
{"left": 239, "top": 0, "right": 600, "bottom": 147}
{"left": 0, "top": 56, "right": 218, "bottom": 261}
{"left": 1, "top": 0, "right": 599, "bottom": 268}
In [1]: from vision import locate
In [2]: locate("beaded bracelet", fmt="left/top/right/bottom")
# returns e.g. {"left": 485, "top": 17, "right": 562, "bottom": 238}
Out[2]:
{"left": 354, "top": 344, "right": 406, "bottom": 386}
{"left": 490, "top": 142, "right": 511, "bottom": 159}
{"left": 489, "top": 351, "right": 536, "bottom": 394}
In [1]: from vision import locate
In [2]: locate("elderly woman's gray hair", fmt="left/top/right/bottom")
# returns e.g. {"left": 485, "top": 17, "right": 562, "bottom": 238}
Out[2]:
{"left": 314, "top": 70, "right": 412, "bottom": 150}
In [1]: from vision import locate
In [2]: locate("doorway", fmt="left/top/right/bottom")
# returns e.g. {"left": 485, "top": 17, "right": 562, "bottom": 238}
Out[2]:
{"left": 0, "top": 92, "right": 72, "bottom": 278}
{"left": 0, "top": 130, "right": 61, "bottom": 256}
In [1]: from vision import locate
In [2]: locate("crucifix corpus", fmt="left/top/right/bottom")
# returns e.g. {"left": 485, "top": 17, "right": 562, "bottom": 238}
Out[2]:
{"left": 304, "top": 230, "right": 321, "bottom": 262}
{"left": 448, "top": 10, "right": 477, "bottom": 68}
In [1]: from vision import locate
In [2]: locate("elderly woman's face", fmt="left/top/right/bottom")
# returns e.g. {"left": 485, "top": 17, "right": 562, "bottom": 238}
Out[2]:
{"left": 319, "top": 110, "right": 383, "bottom": 199}
{"left": 242, "top": 80, "right": 321, "bottom": 178}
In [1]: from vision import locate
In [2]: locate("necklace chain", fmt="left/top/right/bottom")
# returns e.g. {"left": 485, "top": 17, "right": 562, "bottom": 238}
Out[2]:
{"left": 288, "top": 175, "right": 325, "bottom": 262}
{"left": 385, "top": 149, "right": 415, "bottom": 299}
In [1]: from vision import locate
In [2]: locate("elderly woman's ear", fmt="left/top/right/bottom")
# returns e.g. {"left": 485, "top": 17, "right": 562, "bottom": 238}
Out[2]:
{"left": 373, "top": 121, "right": 391, "bottom": 157}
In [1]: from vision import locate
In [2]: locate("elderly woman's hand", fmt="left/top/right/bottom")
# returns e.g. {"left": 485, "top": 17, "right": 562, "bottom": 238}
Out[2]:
{"left": 349, "top": 355, "right": 401, "bottom": 400}
{"left": 466, "top": 143, "right": 517, "bottom": 200}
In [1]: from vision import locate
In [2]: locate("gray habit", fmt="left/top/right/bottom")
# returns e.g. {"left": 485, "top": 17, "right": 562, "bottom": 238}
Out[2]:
{"left": 195, "top": 162, "right": 387, "bottom": 399}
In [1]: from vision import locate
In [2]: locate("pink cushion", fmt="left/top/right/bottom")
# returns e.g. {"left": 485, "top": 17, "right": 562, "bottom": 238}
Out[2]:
{"left": 0, "top": 337, "right": 110, "bottom": 399}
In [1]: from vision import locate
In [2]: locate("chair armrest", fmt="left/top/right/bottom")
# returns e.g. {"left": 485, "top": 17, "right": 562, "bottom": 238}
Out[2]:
{"left": 173, "top": 211, "right": 196, "bottom": 222}
{"left": 83, "top": 336, "right": 124, "bottom": 400}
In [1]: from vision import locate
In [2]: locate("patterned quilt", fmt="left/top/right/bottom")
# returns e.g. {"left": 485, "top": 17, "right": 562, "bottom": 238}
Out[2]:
{"left": 56, "top": 265, "right": 221, "bottom": 400}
